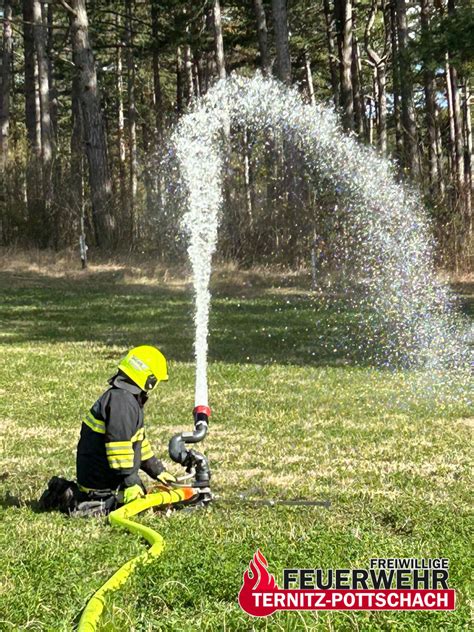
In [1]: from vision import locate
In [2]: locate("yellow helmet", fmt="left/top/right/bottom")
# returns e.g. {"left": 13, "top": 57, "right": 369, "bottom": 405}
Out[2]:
{"left": 118, "top": 345, "right": 168, "bottom": 391}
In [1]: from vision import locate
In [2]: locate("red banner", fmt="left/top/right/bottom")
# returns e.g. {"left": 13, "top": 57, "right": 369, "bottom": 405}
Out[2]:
{"left": 238, "top": 551, "right": 456, "bottom": 617}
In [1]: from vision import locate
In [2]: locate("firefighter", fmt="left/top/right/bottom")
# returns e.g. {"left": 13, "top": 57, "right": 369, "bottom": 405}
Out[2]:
{"left": 74, "top": 345, "right": 176, "bottom": 512}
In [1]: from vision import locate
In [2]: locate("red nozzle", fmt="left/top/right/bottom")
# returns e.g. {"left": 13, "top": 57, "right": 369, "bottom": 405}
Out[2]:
{"left": 194, "top": 405, "right": 211, "bottom": 418}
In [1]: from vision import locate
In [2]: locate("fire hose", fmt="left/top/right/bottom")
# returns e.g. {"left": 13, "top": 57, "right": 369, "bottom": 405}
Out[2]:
{"left": 77, "top": 487, "right": 199, "bottom": 631}
{"left": 75, "top": 405, "right": 329, "bottom": 631}
{"left": 77, "top": 407, "right": 211, "bottom": 632}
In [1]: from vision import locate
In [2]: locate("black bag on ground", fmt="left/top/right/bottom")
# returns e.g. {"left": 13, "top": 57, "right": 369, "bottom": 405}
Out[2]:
{"left": 38, "top": 476, "right": 118, "bottom": 516}
{"left": 38, "top": 476, "right": 82, "bottom": 513}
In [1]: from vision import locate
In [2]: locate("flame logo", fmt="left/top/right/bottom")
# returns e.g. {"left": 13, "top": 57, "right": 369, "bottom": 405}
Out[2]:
{"left": 238, "top": 550, "right": 278, "bottom": 616}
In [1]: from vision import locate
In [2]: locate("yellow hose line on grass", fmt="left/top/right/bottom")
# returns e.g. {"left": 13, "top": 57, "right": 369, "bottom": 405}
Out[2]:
{"left": 77, "top": 487, "right": 196, "bottom": 632}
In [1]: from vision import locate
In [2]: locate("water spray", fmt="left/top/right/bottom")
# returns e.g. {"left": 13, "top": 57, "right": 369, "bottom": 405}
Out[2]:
{"left": 170, "top": 73, "right": 470, "bottom": 404}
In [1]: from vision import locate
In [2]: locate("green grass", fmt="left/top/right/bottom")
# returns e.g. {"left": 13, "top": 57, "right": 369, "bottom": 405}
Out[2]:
{"left": 0, "top": 263, "right": 472, "bottom": 631}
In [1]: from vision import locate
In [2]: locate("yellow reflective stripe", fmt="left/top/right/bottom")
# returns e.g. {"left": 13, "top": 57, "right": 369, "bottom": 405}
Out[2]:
{"left": 105, "top": 441, "right": 133, "bottom": 449}
{"left": 107, "top": 451, "right": 134, "bottom": 458}
{"left": 131, "top": 428, "right": 144, "bottom": 442}
{"left": 105, "top": 442, "right": 133, "bottom": 455}
{"left": 141, "top": 438, "right": 154, "bottom": 460}
{"left": 84, "top": 413, "right": 106, "bottom": 434}
{"left": 107, "top": 455, "right": 135, "bottom": 469}
{"left": 108, "top": 462, "right": 134, "bottom": 470}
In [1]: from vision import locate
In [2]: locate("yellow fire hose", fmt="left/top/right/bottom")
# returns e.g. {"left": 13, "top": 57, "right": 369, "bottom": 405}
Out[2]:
{"left": 77, "top": 486, "right": 197, "bottom": 632}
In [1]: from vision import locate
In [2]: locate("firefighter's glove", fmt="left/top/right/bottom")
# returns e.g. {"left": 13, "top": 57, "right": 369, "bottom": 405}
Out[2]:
{"left": 123, "top": 484, "right": 145, "bottom": 504}
{"left": 156, "top": 471, "right": 177, "bottom": 486}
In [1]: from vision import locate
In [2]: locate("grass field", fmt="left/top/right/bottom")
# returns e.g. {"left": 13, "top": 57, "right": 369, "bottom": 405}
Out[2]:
{"left": 0, "top": 254, "right": 472, "bottom": 631}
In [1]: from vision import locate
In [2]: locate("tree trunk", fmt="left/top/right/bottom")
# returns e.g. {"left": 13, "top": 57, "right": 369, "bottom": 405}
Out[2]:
{"left": 304, "top": 49, "right": 316, "bottom": 105}
{"left": 365, "top": 0, "right": 387, "bottom": 154}
{"left": 367, "top": 95, "right": 374, "bottom": 145}
{"left": 115, "top": 16, "right": 127, "bottom": 223}
{"left": 208, "top": 53, "right": 215, "bottom": 91}
{"left": 351, "top": 35, "right": 363, "bottom": 136}
{"left": 377, "top": 65, "right": 387, "bottom": 155}
{"left": 335, "top": 0, "right": 354, "bottom": 130}
{"left": 253, "top": 0, "right": 271, "bottom": 76}
{"left": 33, "top": 0, "right": 54, "bottom": 228}
{"left": 184, "top": 44, "right": 194, "bottom": 104}
{"left": 373, "top": 67, "right": 379, "bottom": 138}
{"left": 199, "top": 53, "right": 208, "bottom": 95}
{"left": 67, "top": 0, "right": 114, "bottom": 247}
{"left": 176, "top": 46, "right": 184, "bottom": 114}
{"left": 0, "top": 0, "right": 12, "bottom": 172}
{"left": 212, "top": 0, "right": 226, "bottom": 80}
{"left": 243, "top": 127, "right": 253, "bottom": 228}
{"left": 445, "top": 55, "right": 464, "bottom": 213}
{"left": 351, "top": 2, "right": 364, "bottom": 135}
{"left": 201, "top": 53, "right": 211, "bottom": 95}
{"left": 46, "top": 2, "right": 57, "bottom": 142}
{"left": 447, "top": 0, "right": 464, "bottom": 196}
{"left": 138, "top": 78, "right": 155, "bottom": 234}
{"left": 71, "top": 76, "right": 87, "bottom": 268}
{"left": 323, "top": 0, "right": 340, "bottom": 109}
{"left": 71, "top": 71, "right": 84, "bottom": 238}
{"left": 125, "top": 0, "right": 137, "bottom": 243}
{"left": 420, "top": 0, "right": 438, "bottom": 195}
{"left": 23, "top": 0, "right": 42, "bottom": 226}
{"left": 150, "top": 0, "right": 163, "bottom": 140}
{"left": 395, "top": 0, "right": 417, "bottom": 176}
{"left": 193, "top": 53, "right": 201, "bottom": 97}
{"left": 33, "top": 0, "right": 53, "bottom": 163}
{"left": 445, "top": 57, "right": 456, "bottom": 176}
{"left": 434, "top": 104, "right": 445, "bottom": 198}
{"left": 463, "top": 81, "right": 472, "bottom": 228}
{"left": 23, "top": 1, "right": 39, "bottom": 150}
{"left": 389, "top": 0, "right": 403, "bottom": 162}
{"left": 272, "top": 0, "right": 291, "bottom": 85}
{"left": 449, "top": 68, "right": 464, "bottom": 189}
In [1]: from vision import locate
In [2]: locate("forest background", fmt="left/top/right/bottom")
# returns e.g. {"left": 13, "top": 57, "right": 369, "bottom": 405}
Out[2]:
{"left": 0, "top": 0, "right": 472, "bottom": 271}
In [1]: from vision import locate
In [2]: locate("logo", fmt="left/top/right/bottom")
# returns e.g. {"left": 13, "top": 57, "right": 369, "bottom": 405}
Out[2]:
{"left": 238, "top": 550, "right": 279, "bottom": 616}
{"left": 238, "top": 551, "right": 456, "bottom": 617}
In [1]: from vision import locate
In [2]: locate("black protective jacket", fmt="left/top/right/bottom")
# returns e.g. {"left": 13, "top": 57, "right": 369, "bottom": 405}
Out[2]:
{"left": 76, "top": 374, "right": 164, "bottom": 491}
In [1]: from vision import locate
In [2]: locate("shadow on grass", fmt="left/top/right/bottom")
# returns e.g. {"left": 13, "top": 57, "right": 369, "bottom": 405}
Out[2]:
{"left": 0, "top": 491, "right": 40, "bottom": 512}
{"left": 1, "top": 269, "right": 471, "bottom": 368}
{"left": 0, "top": 269, "right": 369, "bottom": 368}
{"left": 451, "top": 282, "right": 474, "bottom": 317}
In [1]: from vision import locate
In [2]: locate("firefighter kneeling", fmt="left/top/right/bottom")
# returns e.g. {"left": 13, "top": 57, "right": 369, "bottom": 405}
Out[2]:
{"left": 39, "top": 345, "right": 176, "bottom": 517}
